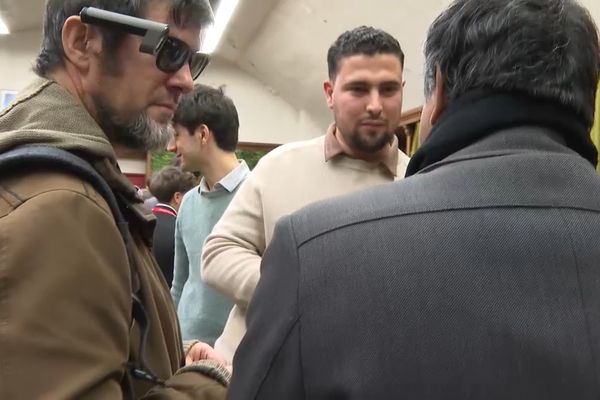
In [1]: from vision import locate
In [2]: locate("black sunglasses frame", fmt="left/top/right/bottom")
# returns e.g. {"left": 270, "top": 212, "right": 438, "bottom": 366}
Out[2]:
{"left": 156, "top": 36, "right": 210, "bottom": 80}
{"left": 80, "top": 7, "right": 209, "bottom": 80}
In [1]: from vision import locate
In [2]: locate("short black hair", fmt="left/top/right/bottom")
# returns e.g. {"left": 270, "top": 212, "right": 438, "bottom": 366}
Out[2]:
{"left": 35, "top": 0, "right": 213, "bottom": 77}
{"left": 148, "top": 166, "right": 196, "bottom": 203}
{"left": 173, "top": 84, "right": 240, "bottom": 152}
{"left": 327, "top": 26, "right": 405, "bottom": 81}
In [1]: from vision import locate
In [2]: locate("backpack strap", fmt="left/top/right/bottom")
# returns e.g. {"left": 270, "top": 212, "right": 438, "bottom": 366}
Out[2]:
{"left": 0, "top": 146, "right": 164, "bottom": 386}
{"left": 0, "top": 146, "right": 130, "bottom": 244}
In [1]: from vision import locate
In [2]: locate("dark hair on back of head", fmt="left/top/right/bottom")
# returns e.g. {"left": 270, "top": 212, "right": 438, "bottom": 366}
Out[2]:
{"left": 423, "top": 0, "right": 600, "bottom": 128}
{"left": 148, "top": 166, "right": 196, "bottom": 203}
{"left": 173, "top": 84, "right": 240, "bottom": 152}
{"left": 327, "top": 26, "right": 404, "bottom": 80}
{"left": 35, "top": 0, "right": 213, "bottom": 77}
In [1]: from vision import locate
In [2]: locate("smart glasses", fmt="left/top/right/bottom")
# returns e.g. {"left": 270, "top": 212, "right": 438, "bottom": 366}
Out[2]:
{"left": 80, "top": 7, "right": 209, "bottom": 80}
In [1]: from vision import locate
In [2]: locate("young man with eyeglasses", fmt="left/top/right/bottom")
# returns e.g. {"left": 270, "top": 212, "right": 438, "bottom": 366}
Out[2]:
{"left": 0, "top": 1, "right": 229, "bottom": 398}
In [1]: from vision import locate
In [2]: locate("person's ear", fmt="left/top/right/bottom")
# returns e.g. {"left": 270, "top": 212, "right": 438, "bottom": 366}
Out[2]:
{"left": 61, "top": 16, "right": 102, "bottom": 72}
{"left": 323, "top": 80, "right": 335, "bottom": 110}
{"left": 429, "top": 65, "right": 447, "bottom": 126}
{"left": 195, "top": 124, "right": 211, "bottom": 146}
{"left": 172, "top": 191, "right": 183, "bottom": 208}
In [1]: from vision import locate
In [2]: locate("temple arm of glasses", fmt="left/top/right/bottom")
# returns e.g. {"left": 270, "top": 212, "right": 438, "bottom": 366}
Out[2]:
{"left": 80, "top": 7, "right": 169, "bottom": 55}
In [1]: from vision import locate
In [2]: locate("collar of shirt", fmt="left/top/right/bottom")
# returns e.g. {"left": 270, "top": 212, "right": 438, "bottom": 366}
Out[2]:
{"left": 323, "top": 123, "right": 399, "bottom": 176}
{"left": 152, "top": 203, "right": 177, "bottom": 217}
{"left": 199, "top": 160, "right": 250, "bottom": 195}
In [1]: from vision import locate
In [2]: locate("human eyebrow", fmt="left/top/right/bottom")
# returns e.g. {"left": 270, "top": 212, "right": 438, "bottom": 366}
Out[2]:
{"left": 380, "top": 81, "right": 402, "bottom": 89}
{"left": 343, "top": 81, "right": 370, "bottom": 90}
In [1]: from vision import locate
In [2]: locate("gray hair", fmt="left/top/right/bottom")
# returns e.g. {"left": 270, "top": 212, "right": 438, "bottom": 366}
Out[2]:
{"left": 424, "top": 0, "right": 600, "bottom": 128}
{"left": 35, "top": 0, "right": 213, "bottom": 77}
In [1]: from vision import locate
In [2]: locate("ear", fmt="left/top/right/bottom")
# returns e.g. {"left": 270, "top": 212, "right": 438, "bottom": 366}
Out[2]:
{"left": 170, "top": 191, "right": 183, "bottom": 210}
{"left": 323, "top": 80, "right": 334, "bottom": 110}
{"left": 196, "top": 124, "right": 211, "bottom": 146}
{"left": 429, "top": 65, "right": 447, "bottom": 126}
{"left": 61, "top": 16, "right": 102, "bottom": 73}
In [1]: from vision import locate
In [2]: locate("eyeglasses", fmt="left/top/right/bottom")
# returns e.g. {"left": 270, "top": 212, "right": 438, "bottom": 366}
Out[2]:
{"left": 80, "top": 7, "right": 209, "bottom": 80}
{"left": 156, "top": 36, "right": 209, "bottom": 80}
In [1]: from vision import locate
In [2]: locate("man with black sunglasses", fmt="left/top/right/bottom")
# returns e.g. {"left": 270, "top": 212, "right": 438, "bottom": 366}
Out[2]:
{"left": 0, "top": 1, "right": 229, "bottom": 399}
{"left": 78, "top": 6, "right": 210, "bottom": 81}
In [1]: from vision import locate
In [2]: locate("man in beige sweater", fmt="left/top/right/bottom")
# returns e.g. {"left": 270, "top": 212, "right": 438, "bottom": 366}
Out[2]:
{"left": 201, "top": 26, "right": 410, "bottom": 362}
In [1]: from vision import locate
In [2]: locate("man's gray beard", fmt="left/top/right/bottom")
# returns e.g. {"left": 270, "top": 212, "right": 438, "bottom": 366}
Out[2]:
{"left": 127, "top": 112, "right": 174, "bottom": 151}
{"left": 94, "top": 95, "right": 173, "bottom": 152}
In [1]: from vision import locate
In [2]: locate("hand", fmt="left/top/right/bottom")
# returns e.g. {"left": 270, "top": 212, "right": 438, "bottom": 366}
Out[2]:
{"left": 185, "top": 341, "right": 229, "bottom": 366}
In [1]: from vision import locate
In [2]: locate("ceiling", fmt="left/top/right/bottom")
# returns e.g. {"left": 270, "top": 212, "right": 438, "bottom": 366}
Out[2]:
{"left": 2, "top": 0, "right": 600, "bottom": 130}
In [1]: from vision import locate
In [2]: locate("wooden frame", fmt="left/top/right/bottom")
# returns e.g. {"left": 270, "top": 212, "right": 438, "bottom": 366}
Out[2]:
{"left": 398, "top": 106, "right": 422, "bottom": 126}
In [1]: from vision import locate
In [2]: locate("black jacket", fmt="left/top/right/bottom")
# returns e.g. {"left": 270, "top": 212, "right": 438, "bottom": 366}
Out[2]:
{"left": 152, "top": 204, "right": 177, "bottom": 287}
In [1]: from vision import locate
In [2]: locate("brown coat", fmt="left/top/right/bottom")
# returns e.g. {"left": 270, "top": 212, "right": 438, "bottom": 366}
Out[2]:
{"left": 0, "top": 79, "right": 227, "bottom": 399}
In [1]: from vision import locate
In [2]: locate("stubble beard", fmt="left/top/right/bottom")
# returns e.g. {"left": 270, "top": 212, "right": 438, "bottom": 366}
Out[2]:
{"left": 342, "top": 125, "right": 392, "bottom": 154}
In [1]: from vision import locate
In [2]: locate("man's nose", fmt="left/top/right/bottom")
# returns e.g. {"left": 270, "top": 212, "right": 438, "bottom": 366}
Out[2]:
{"left": 366, "top": 90, "right": 383, "bottom": 116}
{"left": 168, "top": 62, "right": 195, "bottom": 94}
{"left": 167, "top": 137, "right": 177, "bottom": 153}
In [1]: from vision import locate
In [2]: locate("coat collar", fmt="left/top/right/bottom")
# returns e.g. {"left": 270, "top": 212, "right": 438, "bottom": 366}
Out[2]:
{"left": 406, "top": 91, "right": 597, "bottom": 176}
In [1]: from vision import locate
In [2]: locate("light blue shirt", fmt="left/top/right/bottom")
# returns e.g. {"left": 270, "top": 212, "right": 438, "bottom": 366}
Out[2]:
{"left": 171, "top": 160, "right": 249, "bottom": 343}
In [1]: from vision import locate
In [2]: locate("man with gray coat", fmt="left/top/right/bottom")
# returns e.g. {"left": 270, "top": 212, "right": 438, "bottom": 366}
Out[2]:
{"left": 228, "top": 0, "right": 600, "bottom": 398}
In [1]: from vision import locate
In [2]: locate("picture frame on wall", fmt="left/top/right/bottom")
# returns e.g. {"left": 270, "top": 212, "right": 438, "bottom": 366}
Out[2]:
{"left": 1, "top": 90, "right": 17, "bottom": 110}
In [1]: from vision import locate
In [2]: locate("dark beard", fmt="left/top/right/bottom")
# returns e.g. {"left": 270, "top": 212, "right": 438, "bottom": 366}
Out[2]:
{"left": 346, "top": 129, "right": 391, "bottom": 153}
{"left": 93, "top": 94, "right": 173, "bottom": 151}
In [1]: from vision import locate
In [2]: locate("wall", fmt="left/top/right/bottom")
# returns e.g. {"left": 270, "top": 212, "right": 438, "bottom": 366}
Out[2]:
{"left": 0, "top": 29, "right": 323, "bottom": 144}
{"left": 0, "top": 30, "right": 41, "bottom": 91}
{"left": 200, "top": 57, "right": 323, "bottom": 143}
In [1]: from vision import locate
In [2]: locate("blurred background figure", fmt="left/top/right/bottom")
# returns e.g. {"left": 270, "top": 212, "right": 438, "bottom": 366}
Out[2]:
{"left": 139, "top": 186, "right": 159, "bottom": 209}
{"left": 148, "top": 166, "right": 196, "bottom": 286}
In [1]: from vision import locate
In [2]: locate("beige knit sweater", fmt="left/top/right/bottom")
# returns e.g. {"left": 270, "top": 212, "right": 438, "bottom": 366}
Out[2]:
{"left": 201, "top": 134, "right": 410, "bottom": 361}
